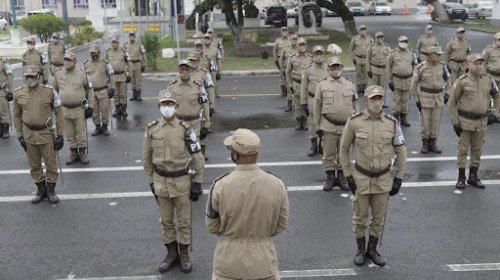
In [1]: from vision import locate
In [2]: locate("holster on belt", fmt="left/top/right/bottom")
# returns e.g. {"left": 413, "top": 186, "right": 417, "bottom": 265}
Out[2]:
{"left": 370, "top": 64, "right": 386, "bottom": 69}
{"left": 392, "top": 73, "right": 413, "bottom": 79}
{"left": 355, "top": 163, "right": 391, "bottom": 177}
{"left": 153, "top": 165, "right": 189, "bottom": 178}
{"left": 93, "top": 86, "right": 108, "bottom": 92}
{"left": 322, "top": 114, "right": 346, "bottom": 126}
{"left": 458, "top": 109, "right": 486, "bottom": 120}
{"left": 308, "top": 92, "right": 315, "bottom": 98}
{"left": 419, "top": 86, "right": 442, "bottom": 94}
{"left": 177, "top": 115, "right": 199, "bottom": 122}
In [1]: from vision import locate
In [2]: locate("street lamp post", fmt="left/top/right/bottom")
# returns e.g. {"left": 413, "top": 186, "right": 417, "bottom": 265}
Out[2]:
{"left": 61, "top": 0, "right": 70, "bottom": 41}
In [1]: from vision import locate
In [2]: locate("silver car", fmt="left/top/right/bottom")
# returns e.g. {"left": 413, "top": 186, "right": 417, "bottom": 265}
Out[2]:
{"left": 468, "top": 1, "right": 493, "bottom": 19}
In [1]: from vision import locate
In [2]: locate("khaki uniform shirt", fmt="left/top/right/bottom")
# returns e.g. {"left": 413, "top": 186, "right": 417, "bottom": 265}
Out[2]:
{"left": 143, "top": 118, "right": 204, "bottom": 197}
{"left": 83, "top": 58, "right": 111, "bottom": 91}
{"left": 13, "top": 84, "right": 64, "bottom": 144}
{"left": 124, "top": 41, "right": 146, "bottom": 66}
{"left": 190, "top": 67, "right": 213, "bottom": 89}
{"left": 273, "top": 36, "right": 290, "bottom": 62}
{"left": 313, "top": 76, "right": 357, "bottom": 133}
{"left": 105, "top": 47, "right": 130, "bottom": 82}
{"left": 205, "top": 44, "right": 222, "bottom": 73}
{"left": 165, "top": 79, "right": 211, "bottom": 128}
{"left": 410, "top": 61, "right": 450, "bottom": 108}
{"left": 22, "top": 49, "right": 48, "bottom": 82}
{"left": 53, "top": 68, "right": 95, "bottom": 119}
{"left": 387, "top": 48, "right": 416, "bottom": 90}
{"left": 198, "top": 52, "right": 211, "bottom": 72}
{"left": 286, "top": 53, "right": 312, "bottom": 88}
{"left": 206, "top": 164, "right": 289, "bottom": 279}
{"left": 482, "top": 43, "right": 500, "bottom": 81}
{"left": 340, "top": 111, "right": 407, "bottom": 194}
{"left": 449, "top": 73, "right": 499, "bottom": 131}
{"left": 367, "top": 42, "right": 391, "bottom": 75}
{"left": 48, "top": 42, "right": 65, "bottom": 66}
{"left": 279, "top": 45, "right": 298, "bottom": 71}
{"left": 350, "top": 34, "right": 373, "bottom": 65}
{"left": 0, "top": 59, "right": 13, "bottom": 95}
{"left": 416, "top": 35, "right": 439, "bottom": 59}
{"left": 300, "top": 62, "right": 328, "bottom": 104}
{"left": 445, "top": 37, "right": 471, "bottom": 66}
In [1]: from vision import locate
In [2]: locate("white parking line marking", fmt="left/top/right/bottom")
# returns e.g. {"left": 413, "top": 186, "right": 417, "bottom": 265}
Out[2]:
{"left": 280, "top": 268, "right": 357, "bottom": 277}
{"left": 446, "top": 263, "right": 500, "bottom": 271}
{"left": 1, "top": 155, "right": 500, "bottom": 175}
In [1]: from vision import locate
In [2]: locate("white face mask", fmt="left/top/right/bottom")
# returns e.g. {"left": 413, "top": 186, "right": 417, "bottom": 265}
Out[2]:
{"left": 426, "top": 30, "right": 433, "bottom": 36}
{"left": 376, "top": 38, "right": 384, "bottom": 44}
{"left": 313, "top": 54, "right": 324, "bottom": 64}
{"left": 457, "top": 33, "right": 465, "bottom": 40}
{"left": 298, "top": 45, "right": 307, "bottom": 53}
{"left": 27, "top": 44, "right": 35, "bottom": 50}
{"left": 330, "top": 70, "right": 342, "bottom": 78}
{"left": 399, "top": 42, "right": 408, "bottom": 49}
{"left": 160, "top": 105, "right": 176, "bottom": 118}
{"left": 359, "top": 30, "right": 367, "bottom": 36}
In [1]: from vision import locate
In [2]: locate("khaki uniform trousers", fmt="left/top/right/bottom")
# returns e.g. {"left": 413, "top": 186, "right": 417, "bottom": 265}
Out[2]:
{"left": 114, "top": 81, "right": 127, "bottom": 106}
{"left": 353, "top": 192, "right": 389, "bottom": 238}
{"left": 420, "top": 107, "right": 442, "bottom": 139}
{"left": 158, "top": 192, "right": 191, "bottom": 244}
{"left": 322, "top": 132, "right": 342, "bottom": 171}
{"left": 92, "top": 89, "right": 110, "bottom": 126}
{"left": 392, "top": 88, "right": 410, "bottom": 114}
{"left": 130, "top": 62, "right": 142, "bottom": 91}
{"left": 449, "top": 61, "right": 466, "bottom": 85}
{"left": 0, "top": 90, "right": 9, "bottom": 123}
{"left": 307, "top": 96, "right": 317, "bottom": 138}
{"left": 355, "top": 63, "right": 368, "bottom": 86}
{"left": 26, "top": 141, "right": 58, "bottom": 184}
{"left": 64, "top": 109, "right": 87, "bottom": 149}
{"left": 457, "top": 129, "right": 485, "bottom": 169}
{"left": 371, "top": 73, "right": 386, "bottom": 88}
{"left": 211, "top": 71, "right": 219, "bottom": 100}
{"left": 50, "top": 64, "right": 63, "bottom": 76}
{"left": 292, "top": 81, "right": 305, "bottom": 118}
{"left": 212, "top": 273, "right": 279, "bottom": 280}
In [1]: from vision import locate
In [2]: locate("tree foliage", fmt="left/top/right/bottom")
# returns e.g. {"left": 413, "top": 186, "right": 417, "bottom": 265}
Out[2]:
{"left": 222, "top": 0, "right": 245, "bottom": 45}
{"left": 425, "top": 0, "right": 449, "bottom": 22}
{"left": 141, "top": 32, "right": 161, "bottom": 71}
{"left": 19, "top": 14, "right": 65, "bottom": 43}
{"left": 316, "top": 0, "right": 357, "bottom": 37}
{"left": 244, "top": 3, "right": 259, "bottom": 18}
{"left": 186, "top": 0, "right": 221, "bottom": 30}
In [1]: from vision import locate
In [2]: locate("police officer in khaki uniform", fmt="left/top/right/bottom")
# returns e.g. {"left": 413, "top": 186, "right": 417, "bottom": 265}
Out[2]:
{"left": 446, "top": 27, "right": 472, "bottom": 85}
{"left": 350, "top": 25, "right": 373, "bottom": 95}
{"left": 387, "top": 36, "right": 418, "bottom": 127}
{"left": 286, "top": 38, "right": 312, "bottom": 130}
{"left": 314, "top": 56, "right": 357, "bottom": 192}
{"left": 274, "top": 27, "right": 291, "bottom": 96}
{"left": 280, "top": 34, "right": 298, "bottom": 110}
{"left": 143, "top": 90, "right": 205, "bottom": 273}
{"left": 53, "top": 52, "right": 94, "bottom": 165}
{"left": 187, "top": 51, "right": 216, "bottom": 116}
{"left": 482, "top": 32, "right": 500, "bottom": 122}
{"left": 106, "top": 36, "right": 131, "bottom": 118}
{"left": 83, "top": 45, "right": 114, "bottom": 136}
{"left": 367, "top": 32, "right": 391, "bottom": 89}
{"left": 204, "top": 33, "right": 222, "bottom": 96}
{"left": 300, "top": 45, "right": 328, "bottom": 156}
{"left": 13, "top": 66, "right": 65, "bottom": 204}
{"left": 415, "top": 25, "right": 439, "bottom": 62}
{"left": 410, "top": 46, "right": 450, "bottom": 154}
{"left": 47, "top": 33, "right": 66, "bottom": 76}
{"left": 340, "top": 85, "right": 407, "bottom": 267}
{"left": 206, "top": 128, "right": 289, "bottom": 280}
{"left": 0, "top": 58, "right": 13, "bottom": 138}
{"left": 124, "top": 32, "right": 146, "bottom": 101}
{"left": 448, "top": 54, "right": 500, "bottom": 189}
{"left": 207, "top": 28, "right": 224, "bottom": 62}
{"left": 22, "top": 38, "right": 49, "bottom": 84}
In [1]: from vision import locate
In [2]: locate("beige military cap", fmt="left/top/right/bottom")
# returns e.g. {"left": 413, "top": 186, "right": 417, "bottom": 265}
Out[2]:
{"left": 89, "top": 45, "right": 100, "bottom": 53}
{"left": 358, "top": 25, "right": 367, "bottom": 30}
{"left": 158, "top": 90, "right": 178, "bottom": 103}
{"left": 375, "top": 31, "right": 384, "bottom": 38}
{"left": 327, "top": 56, "right": 342, "bottom": 66}
{"left": 297, "top": 38, "right": 307, "bottom": 45}
{"left": 23, "top": 66, "right": 39, "bottom": 76}
{"left": 313, "top": 45, "right": 325, "bottom": 53}
{"left": 467, "top": 53, "right": 485, "bottom": 63}
{"left": 494, "top": 32, "right": 500, "bottom": 40}
{"left": 194, "top": 39, "right": 203, "bottom": 46}
{"left": 290, "top": 34, "right": 298, "bottom": 40}
{"left": 111, "top": 36, "right": 120, "bottom": 42}
{"left": 224, "top": 128, "right": 261, "bottom": 155}
{"left": 64, "top": 52, "right": 76, "bottom": 60}
{"left": 427, "top": 46, "right": 444, "bottom": 54}
{"left": 425, "top": 24, "right": 433, "bottom": 30}
{"left": 129, "top": 32, "right": 136, "bottom": 36}
{"left": 204, "top": 33, "right": 213, "bottom": 39}
{"left": 207, "top": 28, "right": 214, "bottom": 34}
{"left": 398, "top": 36, "right": 409, "bottom": 42}
{"left": 26, "top": 37, "right": 35, "bottom": 44}
{"left": 187, "top": 51, "right": 201, "bottom": 61}
{"left": 456, "top": 27, "right": 465, "bottom": 33}
{"left": 178, "top": 59, "right": 191, "bottom": 67}
{"left": 364, "top": 85, "right": 385, "bottom": 98}
{"left": 281, "top": 26, "right": 289, "bottom": 31}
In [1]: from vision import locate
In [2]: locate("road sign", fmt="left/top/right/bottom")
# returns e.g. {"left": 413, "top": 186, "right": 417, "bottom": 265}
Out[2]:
{"left": 147, "top": 24, "right": 160, "bottom": 32}
{"left": 123, "top": 24, "right": 139, "bottom": 33}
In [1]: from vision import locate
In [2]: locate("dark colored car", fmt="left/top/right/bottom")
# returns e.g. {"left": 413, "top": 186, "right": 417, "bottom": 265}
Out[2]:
{"left": 295, "top": 3, "right": 322, "bottom": 27}
{"left": 265, "top": 6, "right": 287, "bottom": 27}
{"left": 432, "top": 2, "right": 468, "bottom": 21}
{"left": 348, "top": 2, "right": 366, "bottom": 16}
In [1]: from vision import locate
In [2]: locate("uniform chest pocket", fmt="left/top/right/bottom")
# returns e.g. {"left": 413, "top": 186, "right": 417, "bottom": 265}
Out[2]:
{"left": 381, "top": 130, "right": 394, "bottom": 145}
{"left": 323, "top": 91, "right": 334, "bottom": 103}
{"left": 170, "top": 136, "right": 187, "bottom": 158}
{"left": 151, "top": 136, "right": 164, "bottom": 158}
{"left": 188, "top": 94, "right": 199, "bottom": 106}
{"left": 464, "top": 85, "right": 476, "bottom": 94}
{"left": 355, "top": 130, "right": 369, "bottom": 144}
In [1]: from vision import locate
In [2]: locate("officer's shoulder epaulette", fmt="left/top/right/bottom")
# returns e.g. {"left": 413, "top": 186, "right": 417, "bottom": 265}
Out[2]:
{"left": 457, "top": 74, "right": 468, "bottom": 80}
{"left": 438, "top": 61, "right": 446, "bottom": 66}
{"left": 83, "top": 58, "right": 91, "bottom": 64}
{"left": 305, "top": 53, "right": 313, "bottom": 57}
{"left": 103, "top": 58, "right": 109, "bottom": 64}
{"left": 384, "top": 42, "right": 390, "bottom": 47}
{"left": 265, "top": 170, "right": 283, "bottom": 180}
{"left": 193, "top": 80, "right": 201, "bottom": 86}
{"left": 416, "top": 62, "right": 426, "bottom": 69}
{"left": 168, "top": 79, "right": 178, "bottom": 85}
{"left": 179, "top": 120, "right": 191, "bottom": 130}
{"left": 14, "top": 86, "right": 26, "bottom": 92}
{"left": 289, "top": 53, "right": 297, "bottom": 58}
{"left": 43, "top": 85, "right": 53, "bottom": 89}
{"left": 389, "top": 49, "right": 397, "bottom": 53}
{"left": 36, "top": 49, "right": 43, "bottom": 55}
{"left": 53, "top": 68, "right": 63, "bottom": 75}
{"left": 350, "top": 112, "right": 364, "bottom": 120}
{"left": 121, "top": 47, "right": 127, "bottom": 51}
{"left": 384, "top": 114, "right": 397, "bottom": 123}
{"left": 304, "top": 64, "right": 312, "bottom": 70}
{"left": 201, "top": 67, "right": 208, "bottom": 72}
{"left": 147, "top": 119, "right": 159, "bottom": 129}
{"left": 106, "top": 47, "right": 112, "bottom": 52}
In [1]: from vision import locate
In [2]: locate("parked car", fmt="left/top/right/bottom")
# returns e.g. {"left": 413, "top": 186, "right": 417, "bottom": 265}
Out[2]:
{"left": 431, "top": 2, "right": 468, "bottom": 21}
{"left": 265, "top": 6, "right": 287, "bottom": 27}
{"left": 467, "top": 1, "right": 493, "bottom": 19}
{"left": 368, "top": 2, "right": 392, "bottom": 15}
{"left": 348, "top": 2, "right": 366, "bottom": 16}
{"left": 17, "top": 9, "right": 56, "bottom": 20}
{"left": 295, "top": 3, "right": 322, "bottom": 27}
{"left": 0, "top": 16, "right": 7, "bottom": 30}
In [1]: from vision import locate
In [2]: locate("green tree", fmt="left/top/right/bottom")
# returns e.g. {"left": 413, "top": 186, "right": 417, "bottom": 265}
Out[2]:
{"left": 19, "top": 14, "right": 65, "bottom": 43}
{"left": 425, "top": 0, "right": 449, "bottom": 22}
{"left": 316, "top": 0, "right": 357, "bottom": 37}
{"left": 141, "top": 32, "right": 161, "bottom": 71}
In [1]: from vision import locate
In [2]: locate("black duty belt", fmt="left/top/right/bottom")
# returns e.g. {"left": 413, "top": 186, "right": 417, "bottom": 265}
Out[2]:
{"left": 420, "top": 86, "right": 442, "bottom": 94}
{"left": 487, "top": 69, "right": 500, "bottom": 76}
{"left": 292, "top": 78, "right": 302, "bottom": 83}
{"left": 153, "top": 165, "right": 189, "bottom": 178}
{"left": 370, "top": 63, "right": 386, "bottom": 69}
{"left": 50, "top": 62, "right": 63, "bottom": 67}
{"left": 392, "top": 73, "right": 413, "bottom": 79}
{"left": 355, "top": 163, "right": 391, "bottom": 178}
{"left": 113, "top": 71, "right": 124, "bottom": 75}
{"left": 23, "top": 122, "right": 47, "bottom": 131}
{"left": 94, "top": 86, "right": 107, "bottom": 92}
{"left": 308, "top": 92, "right": 315, "bottom": 98}
{"left": 450, "top": 59, "right": 466, "bottom": 63}
{"left": 356, "top": 54, "right": 366, "bottom": 58}
{"left": 131, "top": 60, "right": 141, "bottom": 63}
{"left": 458, "top": 109, "right": 486, "bottom": 120}
{"left": 177, "top": 115, "right": 199, "bottom": 121}
{"left": 62, "top": 103, "right": 81, "bottom": 109}
{"left": 322, "top": 114, "right": 346, "bottom": 126}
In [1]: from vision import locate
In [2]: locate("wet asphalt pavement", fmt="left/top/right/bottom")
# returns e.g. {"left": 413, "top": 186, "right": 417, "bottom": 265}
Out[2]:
{"left": 1, "top": 16, "right": 500, "bottom": 280}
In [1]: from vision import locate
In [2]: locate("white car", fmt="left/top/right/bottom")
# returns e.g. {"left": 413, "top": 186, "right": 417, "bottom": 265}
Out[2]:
{"left": 468, "top": 1, "right": 493, "bottom": 19}
{"left": 0, "top": 17, "right": 7, "bottom": 30}
{"left": 368, "top": 2, "right": 392, "bottom": 15}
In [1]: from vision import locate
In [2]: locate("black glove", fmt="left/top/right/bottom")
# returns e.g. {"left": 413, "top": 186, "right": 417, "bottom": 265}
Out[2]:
{"left": 43, "top": 80, "right": 48, "bottom": 85}
{"left": 352, "top": 59, "right": 357, "bottom": 65}
{"left": 367, "top": 70, "right": 373, "bottom": 79}
{"left": 149, "top": 183, "right": 158, "bottom": 201}
{"left": 316, "top": 129, "right": 324, "bottom": 137}
{"left": 18, "top": 137, "right": 27, "bottom": 152}
{"left": 6, "top": 92, "right": 13, "bottom": 101}
{"left": 200, "top": 127, "right": 209, "bottom": 140}
{"left": 216, "top": 73, "right": 221, "bottom": 80}
{"left": 346, "top": 175, "right": 357, "bottom": 195}
{"left": 107, "top": 88, "right": 114, "bottom": 99}
{"left": 190, "top": 182, "right": 203, "bottom": 201}
{"left": 275, "top": 60, "right": 280, "bottom": 69}
{"left": 84, "top": 107, "right": 93, "bottom": 119}
{"left": 444, "top": 94, "right": 449, "bottom": 104}
{"left": 302, "top": 104, "right": 309, "bottom": 116}
{"left": 417, "top": 57, "right": 422, "bottom": 64}
{"left": 209, "top": 108, "right": 215, "bottom": 117}
{"left": 416, "top": 101, "right": 422, "bottom": 112}
{"left": 389, "top": 177, "right": 402, "bottom": 196}
{"left": 126, "top": 76, "right": 131, "bottom": 83}
{"left": 453, "top": 124, "right": 462, "bottom": 137}
{"left": 487, "top": 113, "right": 496, "bottom": 126}
{"left": 388, "top": 81, "right": 395, "bottom": 92}
{"left": 53, "top": 135, "right": 64, "bottom": 151}
{"left": 141, "top": 65, "right": 146, "bottom": 72}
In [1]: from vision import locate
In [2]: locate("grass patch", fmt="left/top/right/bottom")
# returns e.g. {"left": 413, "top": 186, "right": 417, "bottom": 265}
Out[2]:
{"left": 438, "top": 19, "right": 500, "bottom": 33}
{"left": 155, "top": 28, "right": 353, "bottom": 73}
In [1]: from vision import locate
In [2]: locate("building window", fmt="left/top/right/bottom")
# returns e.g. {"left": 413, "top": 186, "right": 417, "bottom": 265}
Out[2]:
{"left": 41, "top": 0, "right": 57, "bottom": 9}
{"left": 102, "top": 0, "right": 117, "bottom": 8}
{"left": 74, "top": 0, "right": 89, "bottom": 9}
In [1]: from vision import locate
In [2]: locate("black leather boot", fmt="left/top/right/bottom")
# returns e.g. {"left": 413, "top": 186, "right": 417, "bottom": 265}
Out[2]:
{"left": 295, "top": 118, "right": 301, "bottom": 131}
{"left": 337, "top": 170, "right": 350, "bottom": 191}
{"left": 323, "top": 170, "right": 335, "bottom": 191}
{"left": 101, "top": 124, "right": 110, "bottom": 136}
{"left": 281, "top": 85, "right": 287, "bottom": 97}
{"left": 158, "top": 241, "right": 179, "bottom": 273}
{"left": 31, "top": 181, "right": 47, "bottom": 204}
{"left": 428, "top": 138, "right": 441, "bottom": 154}
{"left": 113, "top": 104, "right": 122, "bottom": 117}
{"left": 79, "top": 148, "right": 89, "bottom": 165}
{"left": 1, "top": 123, "right": 9, "bottom": 139}
{"left": 121, "top": 104, "right": 128, "bottom": 117}
{"left": 456, "top": 168, "right": 466, "bottom": 189}
{"left": 65, "top": 148, "right": 79, "bottom": 165}
{"left": 400, "top": 113, "right": 410, "bottom": 127}
{"left": 467, "top": 167, "right": 485, "bottom": 189}
{"left": 393, "top": 113, "right": 400, "bottom": 122}
{"left": 420, "top": 139, "right": 429, "bottom": 154}
{"left": 354, "top": 237, "right": 366, "bottom": 266}
{"left": 366, "top": 235, "right": 385, "bottom": 266}
{"left": 91, "top": 124, "right": 102, "bottom": 136}
{"left": 307, "top": 138, "right": 317, "bottom": 157}
{"left": 136, "top": 90, "right": 142, "bottom": 101}
{"left": 300, "top": 117, "right": 307, "bottom": 130}
{"left": 178, "top": 244, "right": 192, "bottom": 273}
{"left": 285, "top": 100, "right": 292, "bottom": 112}
{"left": 46, "top": 182, "right": 59, "bottom": 204}
{"left": 130, "top": 89, "right": 138, "bottom": 101}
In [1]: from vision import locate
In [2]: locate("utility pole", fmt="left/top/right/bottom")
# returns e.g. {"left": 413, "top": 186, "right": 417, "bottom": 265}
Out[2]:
{"left": 61, "top": 0, "right": 70, "bottom": 41}
{"left": 10, "top": 0, "right": 16, "bottom": 26}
